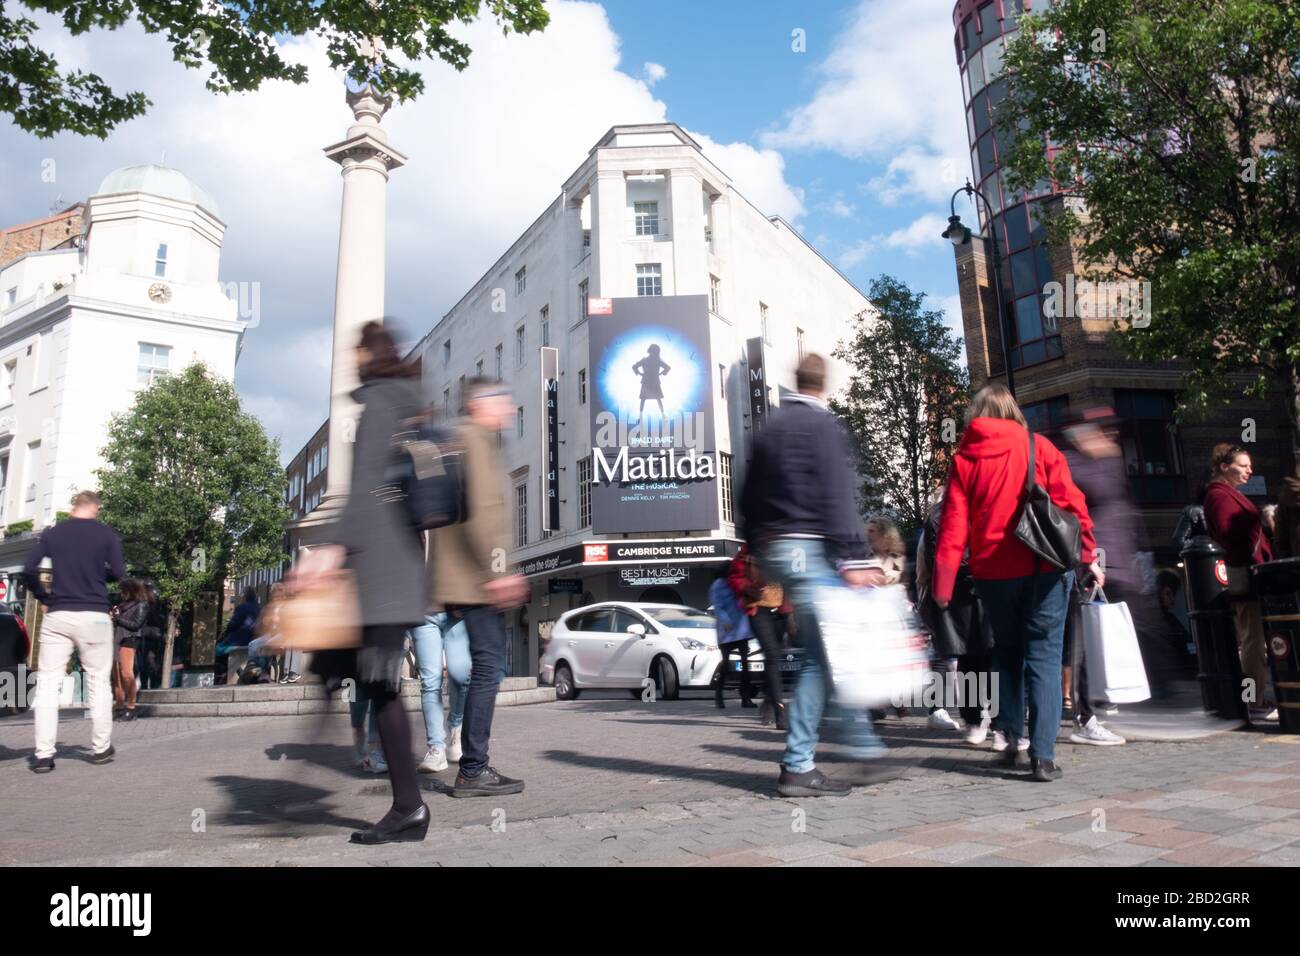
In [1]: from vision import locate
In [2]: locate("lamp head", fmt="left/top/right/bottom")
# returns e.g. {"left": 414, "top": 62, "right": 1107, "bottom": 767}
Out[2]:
{"left": 942, "top": 215, "right": 972, "bottom": 247}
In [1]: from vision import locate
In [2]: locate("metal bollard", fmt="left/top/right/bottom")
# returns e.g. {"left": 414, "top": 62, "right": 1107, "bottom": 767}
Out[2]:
{"left": 1179, "top": 507, "right": 1248, "bottom": 720}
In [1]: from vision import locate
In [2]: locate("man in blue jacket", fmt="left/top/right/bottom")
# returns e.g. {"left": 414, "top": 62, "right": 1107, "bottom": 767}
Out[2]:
{"left": 740, "top": 354, "right": 886, "bottom": 796}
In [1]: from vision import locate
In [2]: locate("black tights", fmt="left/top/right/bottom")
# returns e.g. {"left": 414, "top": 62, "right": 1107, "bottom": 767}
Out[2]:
{"left": 367, "top": 682, "right": 422, "bottom": 816}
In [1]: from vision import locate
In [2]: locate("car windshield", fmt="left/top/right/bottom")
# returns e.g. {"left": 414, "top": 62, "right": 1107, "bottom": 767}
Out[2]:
{"left": 644, "top": 607, "right": 716, "bottom": 629}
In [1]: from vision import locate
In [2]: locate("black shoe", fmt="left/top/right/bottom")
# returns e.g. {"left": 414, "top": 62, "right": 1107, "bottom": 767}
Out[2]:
{"left": 1031, "top": 758, "right": 1063, "bottom": 782}
{"left": 840, "top": 761, "right": 903, "bottom": 787}
{"left": 741, "top": 699, "right": 757, "bottom": 709}
{"left": 776, "top": 767, "right": 852, "bottom": 797}
{"left": 30, "top": 756, "right": 54, "bottom": 774}
{"left": 92, "top": 745, "right": 116, "bottom": 764}
{"left": 715, "top": 697, "right": 725, "bottom": 709}
{"left": 119, "top": 709, "right": 137, "bottom": 722}
{"left": 997, "top": 747, "right": 1030, "bottom": 770}
{"left": 774, "top": 701, "right": 788, "bottom": 731}
{"left": 451, "top": 766, "right": 525, "bottom": 798}
{"left": 349, "top": 803, "right": 431, "bottom": 845}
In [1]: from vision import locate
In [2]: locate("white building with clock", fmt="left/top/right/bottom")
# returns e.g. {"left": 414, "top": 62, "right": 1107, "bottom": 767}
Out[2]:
{"left": 0, "top": 164, "right": 245, "bottom": 592}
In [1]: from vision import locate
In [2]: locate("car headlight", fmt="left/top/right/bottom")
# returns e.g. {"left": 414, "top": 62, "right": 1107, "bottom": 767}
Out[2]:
{"left": 677, "top": 637, "right": 716, "bottom": 651}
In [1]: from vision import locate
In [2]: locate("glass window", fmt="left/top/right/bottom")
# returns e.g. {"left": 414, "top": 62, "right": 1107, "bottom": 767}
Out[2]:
{"left": 1010, "top": 249, "right": 1037, "bottom": 293}
{"left": 540, "top": 305, "right": 550, "bottom": 347}
{"left": 634, "top": 201, "right": 659, "bottom": 237}
{"left": 612, "top": 610, "right": 644, "bottom": 633}
{"left": 710, "top": 274, "right": 722, "bottom": 315}
{"left": 578, "top": 279, "right": 588, "bottom": 321}
{"left": 137, "top": 343, "right": 171, "bottom": 387}
{"left": 968, "top": 49, "right": 986, "bottom": 95}
{"left": 720, "top": 452, "right": 734, "bottom": 524}
{"left": 578, "top": 368, "right": 587, "bottom": 405}
{"left": 1004, "top": 205, "right": 1030, "bottom": 252}
{"left": 970, "top": 144, "right": 982, "bottom": 184}
{"left": 986, "top": 78, "right": 1009, "bottom": 115}
{"left": 516, "top": 405, "right": 524, "bottom": 439}
{"left": 966, "top": 106, "right": 976, "bottom": 145}
{"left": 972, "top": 91, "right": 991, "bottom": 136}
{"left": 962, "top": 17, "right": 976, "bottom": 53}
{"left": 515, "top": 325, "right": 526, "bottom": 365}
{"left": 1014, "top": 295, "right": 1042, "bottom": 343}
{"left": 983, "top": 37, "right": 1004, "bottom": 80}
{"left": 1021, "top": 340, "right": 1046, "bottom": 365}
{"left": 577, "top": 456, "right": 591, "bottom": 527}
{"left": 1033, "top": 244, "right": 1053, "bottom": 287}
{"left": 494, "top": 344, "right": 503, "bottom": 379}
{"left": 1021, "top": 396, "right": 1069, "bottom": 433}
{"left": 154, "top": 243, "right": 168, "bottom": 278}
{"left": 636, "top": 264, "right": 662, "bottom": 296}
{"left": 979, "top": 2, "right": 1000, "bottom": 41}
{"left": 514, "top": 265, "right": 526, "bottom": 295}
{"left": 514, "top": 482, "right": 528, "bottom": 547}
{"left": 575, "top": 608, "right": 613, "bottom": 632}
{"left": 1029, "top": 201, "right": 1050, "bottom": 243}
{"left": 977, "top": 131, "right": 996, "bottom": 175}
{"left": 760, "top": 302, "right": 770, "bottom": 343}
{"left": 644, "top": 607, "right": 715, "bottom": 629}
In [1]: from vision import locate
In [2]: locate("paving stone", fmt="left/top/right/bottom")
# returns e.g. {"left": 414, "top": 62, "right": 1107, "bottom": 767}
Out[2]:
{"left": 1129, "top": 829, "right": 1217, "bottom": 849}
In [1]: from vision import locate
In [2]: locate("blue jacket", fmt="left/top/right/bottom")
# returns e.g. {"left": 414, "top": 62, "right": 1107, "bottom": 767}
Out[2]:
{"left": 709, "top": 578, "right": 752, "bottom": 645}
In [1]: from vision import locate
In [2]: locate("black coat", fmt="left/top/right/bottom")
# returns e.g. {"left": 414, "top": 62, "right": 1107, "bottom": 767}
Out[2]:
{"left": 916, "top": 502, "right": 993, "bottom": 658}
{"left": 334, "top": 376, "right": 429, "bottom": 631}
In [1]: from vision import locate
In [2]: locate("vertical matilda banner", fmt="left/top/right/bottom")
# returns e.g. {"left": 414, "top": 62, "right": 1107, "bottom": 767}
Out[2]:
{"left": 745, "top": 336, "right": 769, "bottom": 435}
{"left": 541, "top": 346, "right": 560, "bottom": 532}
{"left": 588, "top": 295, "right": 718, "bottom": 534}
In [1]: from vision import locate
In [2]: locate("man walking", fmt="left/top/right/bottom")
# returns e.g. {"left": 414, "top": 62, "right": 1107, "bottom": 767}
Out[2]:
{"left": 741, "top": 354, "right": 886, "bottom": 797}
{"left": 432, "top": 377, "right": 530, "bottom": 797}
{"left": 22, "top": 491, "right": 126, "bottom": 772}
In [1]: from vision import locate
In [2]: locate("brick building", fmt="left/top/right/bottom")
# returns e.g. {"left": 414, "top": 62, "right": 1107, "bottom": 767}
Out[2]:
{"left": 0, "top": 204, "right": 84, "bottom": 272}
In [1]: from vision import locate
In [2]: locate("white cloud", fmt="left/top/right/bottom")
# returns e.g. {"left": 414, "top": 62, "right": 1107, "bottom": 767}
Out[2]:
{"left": 763, "top": 0, "right": 970, "bottom": 206}
{"left": 882, "top": 213, "right": 949, "bottom": 253}
{"left": 642, "top": 61, "right": 667, "bottom": 85}
{"left": 817, "top": 195, "right": 855, "bottom": 218}
{"left": 838, "top": 239, "right": 875, "bottom": 270}
{"left": 935, "top": 292, "right": 966, "bottom": 343}
{"left": 1, "top": 2, "right": 802, "bottom": 459}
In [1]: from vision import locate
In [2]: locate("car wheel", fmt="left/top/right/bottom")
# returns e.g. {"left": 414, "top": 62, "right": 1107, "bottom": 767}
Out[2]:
{"left": 653, "top": 656, "right": 679, "bottom": 701}
{"left": 554, "top": 663, "right": 580, "bottom": 700}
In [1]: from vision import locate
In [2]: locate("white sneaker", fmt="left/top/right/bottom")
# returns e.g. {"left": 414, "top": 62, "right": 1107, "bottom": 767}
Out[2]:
{"left": 992, "top": 729, "right": 1010, "bottom": 752}
{"left": 419, "top": 747, "right": 448, "bottom": 773}
{"left": 362, "top": 749, "right": 388, "bottom": 774}
{"left": 965, "top": 716, "right": 991, "bottom": 745}
{"left": 446, "top": 725, "right": 463, "bottom": 763}
{"left": 927, "top": 708, "right": 963, "bottom": 733}
{"left": 1018, "top": 735, "right": 1030, "bottom": 752}
{"left": 352, "top": 728, "right": 368, "bottom": 766}
{"left": 1070, "top": 715, "right": 1126, "bottom": 746}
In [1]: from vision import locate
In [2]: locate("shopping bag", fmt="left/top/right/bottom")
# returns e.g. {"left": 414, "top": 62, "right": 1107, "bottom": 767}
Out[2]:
{"left": 276, "top": 571, "right": 362, "bottom": 652}
{"left": 1079, "top": 588, "right": 1150, "bottom": 703}
{"left": 817, "top": 583, "right": 929, "bottom": 708}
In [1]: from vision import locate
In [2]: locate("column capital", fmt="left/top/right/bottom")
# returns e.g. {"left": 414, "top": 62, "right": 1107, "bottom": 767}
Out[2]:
{"left": 322, "top": 132, "right": 408, "bottom": 172}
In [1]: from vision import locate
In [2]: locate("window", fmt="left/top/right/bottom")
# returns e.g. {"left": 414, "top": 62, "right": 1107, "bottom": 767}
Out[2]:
{"left": 443, "top": 387, "right": 450, "bottom": 415}
{"left": 494, "top": 344, "right": 503, "bottom": 379}
{"left": 636, "top": 264, "right": 662, "bottom": 297}
{"left": 540, "top": 305, "right": 550, "bottom": 347}
{"left": 709, "top": 274, "right": 721, "bottom": 315}
{"left": 577, "top": 457, "right": 592, "bottom": 528}
{"left": 578, "top": 368, "right": 587, "bottom": 405}
{"left": 515, "top": 265, "right": 527, "bottom": 295}
{"left": 517, "top": 405, "right": 524, "bottom": 439}
{"left": 2, "top": 360, "right": 15, "bottom": 405}
{"left": 1115, "top": 390, "right": 1184, "bottom": 504}
{"left": 23, "top": 439, "right": 40, "bottom": 513}
{"left": 760, "top": 302, "right": 770, "bottom": 344}
{"left": 137, "top": 343, "right": 171, "bottom": 387}
{"left": 578, "top": 279, "right": 589, "bottom": 320}
{"left": 321, "top": 445, "right": 328, "bottom": 470}
{"left": 719, "top": 363, "right": 726, "bottom": 399}
{"left": 720, "top": 452, "right": 734, "bottom": 524}
{"left": 0, "top": 448, "right": 7, "bottom": 520}
{"left": 573, "top": 608, "right": 612, "bottom": 632}
{"left": 582, "top": 228, "right": 591, "bottom": 249}
{"left": 458, "top": 374, "right": 466, "bottom": 413}
{"left": 476, "top": 359, "right": 484, "bottom": 377}
{"left": 797, "top": 328, "right": 807, "bottom": 361}
{"left": 515, "top": 483, "right": 528, "bottom": 547}
{"left": 443, "top": 340, "right": 451, "bottom": 364}
{"left": 612, "top": 610, "right": 643, "bottom": 633}
{"left": 1020, "top": 396, "right": 1069, "bottom": 434}
{"left": 4, "top": 288, "right": 15, "bottom": 307}
{"left": 634, "top": 201, "right": 659, "bottom": 236}
{"left": 154, "top": 243, "right": 168, "bottom": 278}
{"left": 515, "top": 325, "right": 526, "bottom": 365}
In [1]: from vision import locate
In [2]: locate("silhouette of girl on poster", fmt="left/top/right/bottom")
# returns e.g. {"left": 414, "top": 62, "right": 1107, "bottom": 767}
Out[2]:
{"left": 631, "top": 344, "right": 670, "bottom": 423}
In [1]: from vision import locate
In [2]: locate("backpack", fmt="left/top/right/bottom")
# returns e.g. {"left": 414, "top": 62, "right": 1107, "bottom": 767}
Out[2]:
{"left": 390, "top": 418, "right": 470, "bottom": 531}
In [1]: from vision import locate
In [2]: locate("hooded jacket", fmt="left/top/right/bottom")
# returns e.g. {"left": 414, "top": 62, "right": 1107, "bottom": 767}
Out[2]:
{"left": 933, "top": 417, "right": 1096, "bottom": 603}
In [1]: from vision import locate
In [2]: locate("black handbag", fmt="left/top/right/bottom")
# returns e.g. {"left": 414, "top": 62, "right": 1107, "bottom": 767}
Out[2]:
{"left": 388, "top": 419, "right": 470, "bottom": 531}
{"left": 1013, "top": 425, "right": 1082, "bottom": 571}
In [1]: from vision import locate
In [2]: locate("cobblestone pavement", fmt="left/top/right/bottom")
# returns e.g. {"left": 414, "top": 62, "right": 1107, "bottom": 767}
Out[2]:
{"left": 4, "top": 693, "right": 1300, "bottom": 867}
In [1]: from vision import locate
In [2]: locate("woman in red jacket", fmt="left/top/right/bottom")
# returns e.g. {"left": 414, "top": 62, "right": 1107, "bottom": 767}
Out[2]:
{"left": 934, "top": 385, "right": 1103, "bottom": 782}
{"left": 1202, "top": 443, "right": 1274, "bottom": 718}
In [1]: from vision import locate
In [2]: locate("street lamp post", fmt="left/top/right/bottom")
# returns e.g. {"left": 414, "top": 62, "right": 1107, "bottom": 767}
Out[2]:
{"left": 942, "top": 180, "right": 1015, "bottom": 398}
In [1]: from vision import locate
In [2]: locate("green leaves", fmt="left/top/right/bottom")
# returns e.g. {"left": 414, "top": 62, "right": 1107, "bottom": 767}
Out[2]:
{"left": 829, "top": 275, "right": 970, "bottom": 537}
{"left": 3, "top": 0, "right": 550, "bottom": 138}
{"left": 95, "top": 363, "right": 290, "bottom": 608}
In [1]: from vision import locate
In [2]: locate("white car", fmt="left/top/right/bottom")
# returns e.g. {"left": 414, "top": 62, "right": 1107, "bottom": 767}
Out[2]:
{"left": 540, "top": 602, "right": 721, "bottom": 700}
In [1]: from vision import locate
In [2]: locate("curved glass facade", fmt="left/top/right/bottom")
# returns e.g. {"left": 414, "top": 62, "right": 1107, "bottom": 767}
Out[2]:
{"left": 954, "top": 0, "right": 1063, "bottom": 369}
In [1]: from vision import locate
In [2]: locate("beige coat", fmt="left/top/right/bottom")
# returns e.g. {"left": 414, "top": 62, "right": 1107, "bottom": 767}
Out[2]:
{"left": 430, "top": 421, "right": 511, "bottom": 607}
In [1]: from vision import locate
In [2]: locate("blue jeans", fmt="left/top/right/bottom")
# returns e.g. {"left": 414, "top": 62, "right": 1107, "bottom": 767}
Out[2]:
{"left": 974, "top": 571, "right": 1074, "bottom": 762}
{"left": 759, "top": 537, "right": 884, "bottom": 774}
{"left": 411, "top": 613, "right": 471, "bottom": 750}
{"left": 349, "top": 684, "right": 379, "bottom": 745}
{"left": 453, "top": 604, "right": 509, "bottom": 778}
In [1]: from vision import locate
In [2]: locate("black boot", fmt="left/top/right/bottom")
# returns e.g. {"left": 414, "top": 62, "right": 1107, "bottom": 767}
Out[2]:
{"left": 1031, "top": 758, "right": 1063, "bottom": 782}
{"left": 349, "top": 803, "right": 430, "bottom": 845}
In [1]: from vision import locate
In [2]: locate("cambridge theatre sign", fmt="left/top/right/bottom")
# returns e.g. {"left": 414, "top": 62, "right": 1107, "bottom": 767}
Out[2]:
{"left": 518, "top": 539, "right": 742, "bottom": 579}
{"left": 587, "top": 294, "right": 719, "bottom": 535}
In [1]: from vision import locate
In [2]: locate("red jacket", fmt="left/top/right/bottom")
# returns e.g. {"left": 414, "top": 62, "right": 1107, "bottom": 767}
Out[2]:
{"left": 1203, "top": 480, "right": 1272, "bottom": 566}
{"left": 933, "top": 418, "right": 1097, "bottom": 602}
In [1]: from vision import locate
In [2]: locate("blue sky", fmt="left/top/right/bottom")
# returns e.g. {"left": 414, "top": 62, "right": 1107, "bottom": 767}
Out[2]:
{"left": 0, "top": 0, "right": 975, "bottom": 457}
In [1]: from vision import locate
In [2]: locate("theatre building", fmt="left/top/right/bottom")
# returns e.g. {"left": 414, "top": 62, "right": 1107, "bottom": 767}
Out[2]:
{"left": 413, "top": 123, "right": 872, "bottom": 677}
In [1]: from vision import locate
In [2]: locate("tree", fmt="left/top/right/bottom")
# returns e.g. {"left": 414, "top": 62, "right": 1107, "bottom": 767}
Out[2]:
{"left": 2, "top": 0, "right": 549, "bottom": 138}
{"left": 999, "top": 0, "right": 1300, "bottom": 470}
{"left": 97, "top": 363, "right": 289, "bottom": 682}
{"left": 830, "top": 275, "right": 971, "bottom": 536}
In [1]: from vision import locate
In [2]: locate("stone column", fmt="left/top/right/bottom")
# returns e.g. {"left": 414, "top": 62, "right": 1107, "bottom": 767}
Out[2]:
{"left": 668, "top": 167, "right": 707, "bottom": 296}
{"left": 589, "top": 169, "right": 626, "bottom": 297}
{"left": 301, "top": 84, "right": 407, "bottom": 535}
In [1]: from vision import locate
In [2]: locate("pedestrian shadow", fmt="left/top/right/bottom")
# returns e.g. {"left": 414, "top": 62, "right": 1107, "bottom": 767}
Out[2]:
{"left": 206, "top": 774, "right": 372, "bottom": 832}
{"left": 263, "top": 741, "right": 357, "bottom": 771}
{"left": 539, "top": 748, "right": 769, "bottom": 795}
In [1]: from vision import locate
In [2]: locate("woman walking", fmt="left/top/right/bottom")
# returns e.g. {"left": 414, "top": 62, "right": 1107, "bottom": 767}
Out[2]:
{"left": 1203, "top": 443, "right": 1275, "bottom": 720}
{"left": 110, "top": 578, "right": 150, "bottom": 721}
{"left": 933, "top": 384, "right": 1102, "bottom": 782}
{"left": 725, "top": 545, "right": 789, "bottom": 728}
{"left": 291, "top": 321, "right": 430, "bottom": 844}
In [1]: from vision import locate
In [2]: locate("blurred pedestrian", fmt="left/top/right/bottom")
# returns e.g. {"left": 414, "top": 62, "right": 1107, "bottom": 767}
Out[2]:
{"left": 290, "top": 321, "right": 430, "bottom": 844}
{"left": 110, "top": 578, "right": 150, "bottom": 721}
{"left": 933, "top": 384, "right": 1103, "bottom": 782}
{"left": 1202, "top": 443, "right": 1275, "bottom": 719}
{"left": 711, "top": 567, "right": 756, "bottom": 710}
{"left": 217, "top": 587, "right": 260, "bottom": 684}
{"left": 21, "top": 490, "right": 125, "bottom": 773}
{"left": 725, "top": 545, "right": 789, "bottom": 729}
{"left": 430, "top": 376, "right": 530, "bottom": 798}
{"left": 137, "top": 585, "right": 165, "bottom": 691}
{"left": 741, "top": 353, "right": 888, "bottom": 797}
{"left": 412, "top": 609, "right": 471, "bottom": 774}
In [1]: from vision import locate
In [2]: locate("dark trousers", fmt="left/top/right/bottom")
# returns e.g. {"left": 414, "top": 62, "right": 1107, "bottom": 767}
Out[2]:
{"left": 453, "top": 604, "right": 508, "bottom": 778}
{"left": 716, "top": 640, "right": 755, "bottom": 704}
{"left": 748, "top": 608, "right": 788, "bottom": 707}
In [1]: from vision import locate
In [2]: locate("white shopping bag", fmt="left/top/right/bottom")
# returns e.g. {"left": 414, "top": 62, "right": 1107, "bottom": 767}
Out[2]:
{"left": 817, "top": 583, "right": 929, "bottom": 708}
{"left": 1079, "top": 589, "right": 1150, "bottom": 704}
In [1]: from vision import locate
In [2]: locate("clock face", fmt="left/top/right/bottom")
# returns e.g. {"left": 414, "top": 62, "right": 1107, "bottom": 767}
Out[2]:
{"left": 148, "top": 282, "right": 172, "bottom": 304}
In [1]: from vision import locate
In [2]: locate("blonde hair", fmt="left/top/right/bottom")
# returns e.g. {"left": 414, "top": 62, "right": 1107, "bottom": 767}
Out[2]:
{"left": 867, "top": 514, "right": 905, "bottom": 557}
{"left": 966, "top": 382, "right": 1027, "bottom": 427}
